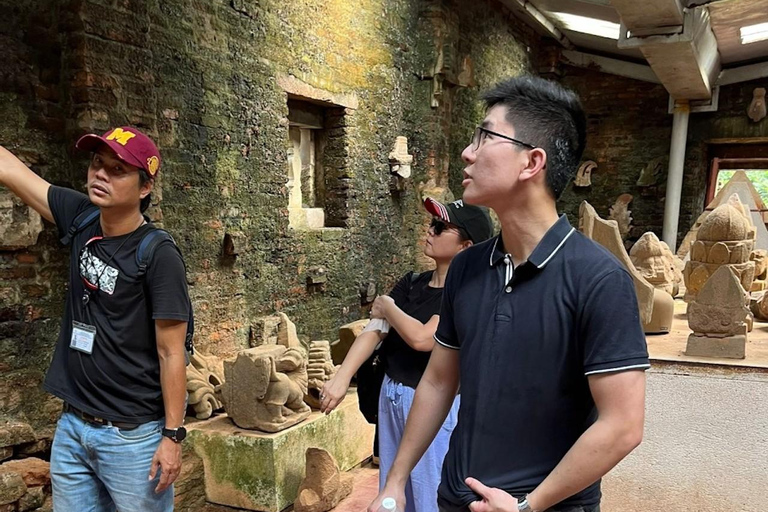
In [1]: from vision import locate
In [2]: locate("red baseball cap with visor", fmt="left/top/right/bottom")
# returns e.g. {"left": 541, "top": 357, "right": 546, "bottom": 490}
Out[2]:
{"left": 75, "top": 126, "right": 161, "bottom": 178}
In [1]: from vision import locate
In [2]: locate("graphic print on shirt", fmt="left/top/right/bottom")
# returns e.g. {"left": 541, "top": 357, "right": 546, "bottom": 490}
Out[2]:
{"left": 79, "top": 247, "right": 119, "bottom": 295}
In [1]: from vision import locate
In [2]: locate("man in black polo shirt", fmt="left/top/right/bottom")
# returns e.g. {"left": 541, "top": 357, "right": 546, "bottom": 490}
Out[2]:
{"left": 370, "top": 76, "right": 649, "bottom": 512}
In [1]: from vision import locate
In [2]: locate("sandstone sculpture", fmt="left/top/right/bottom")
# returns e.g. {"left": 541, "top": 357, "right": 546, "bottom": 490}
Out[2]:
{"left": 750, "top": 250, "right": 768, "bottom": 291}
{"left": 748, "top": 87, "right": 766, "bottom": 123}
{"left": 608, "top": 193, "right": 633, "bottom": 240}
{"left": 630, "top": 232, "right": 683, "bottom": 297}
{"left": 686, "top": 266, "right": 749, "bottom": 359}
{"left": 294, "top": 448, "right": 353, "bottom": 512}
{"left": 580, "top": 201, "right": 674, "bottom": 334}
{"left": 221, "top": 313, "right": 310, "bottom": 432}
{"left": 574, "top": 160, "right": 596, "bottom": 187}
{"left": 186, "top": 352, "right": 225, "bottom": 420}
{"left": 388, "top": 136, "right": 413, "bottom": 179}
{"left": 683, "top": 194, "right": 756, "bottom": 302}
{"left": 331, "top": 319, "right": 369, "bottom": 365}
{"left": 305, "top": 340, "right": 338, "bottom": 409}
{"left": 637, "top": 156, "right": 665, "bottom": 187}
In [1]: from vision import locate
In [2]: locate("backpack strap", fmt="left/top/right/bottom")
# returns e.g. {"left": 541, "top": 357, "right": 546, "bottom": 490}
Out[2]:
{"left": 135, "top": 228, "right": 177, "bottom": 277}
{"left": 135, "top": 228, "right": 195, "bottom": 356}
{"left": 61, "top": 206, "right": 100, "bottom": 246}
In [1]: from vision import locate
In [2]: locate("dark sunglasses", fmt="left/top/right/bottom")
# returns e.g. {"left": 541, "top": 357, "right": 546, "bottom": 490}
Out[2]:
{"left": 472, "top": 126, "right": 536, "bottom": 152}
{"left": 430, "top": 218, "right": 466, "bottom": 238}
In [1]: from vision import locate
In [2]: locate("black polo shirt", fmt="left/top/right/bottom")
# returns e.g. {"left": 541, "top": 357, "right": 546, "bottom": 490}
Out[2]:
{"left": 434, "top": 214, "right": 649, "bottom": 510}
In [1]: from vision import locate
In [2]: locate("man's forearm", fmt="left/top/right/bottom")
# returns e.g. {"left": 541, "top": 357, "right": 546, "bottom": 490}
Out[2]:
{"left": 159, "top": 353, "right": 187, "bottom": 429}
{"left": 527, "top": 418, "right": 641, "bottom": 511}
{"left": 386, "top": 365, "right": 458, "bottom": 485}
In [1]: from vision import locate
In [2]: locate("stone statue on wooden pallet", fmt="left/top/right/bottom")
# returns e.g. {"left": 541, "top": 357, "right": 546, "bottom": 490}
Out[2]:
{"left": 221, "top": 313, "right": 311, "bottom": 432}
{"left": 686, "top": 266, "right": 749, "bottom": 359}
{"left": 749, "top": 250, "right": 768, "bottom": 291}
{"left": 186, "top": 352, "right": 225, "bottom": 420}
{"left": 305, "top": 340, "right": 338, "bottom": 409}
{"left": 608, "top": 193, "right": 633, "bottom": 240}
{"left": 294, "top": 448, "right": 353, "bottom": 512}
{"left": 630, "top": 232, "right": 683, "bottom": 297}
{"left": 683, "top": 194, "right": 756, "bottom": 302}
{"left": 574, "top": 160, "right": 596, "bottom": 187}
{"left": 579, "top": 201, "right": 674, "bottom": 334}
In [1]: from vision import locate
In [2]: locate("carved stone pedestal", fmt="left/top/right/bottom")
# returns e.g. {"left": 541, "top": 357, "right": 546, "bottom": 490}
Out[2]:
{"left": 685, "top": 333, "right": 746, "bottom": 359}
{"left": 187, "top": 391, "right": 373, "bottom": 512}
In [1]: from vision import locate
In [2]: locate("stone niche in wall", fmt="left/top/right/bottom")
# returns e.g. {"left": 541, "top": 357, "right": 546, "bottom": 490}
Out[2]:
{"left": 0, "top": 190, "right": 43, "bottom": 250}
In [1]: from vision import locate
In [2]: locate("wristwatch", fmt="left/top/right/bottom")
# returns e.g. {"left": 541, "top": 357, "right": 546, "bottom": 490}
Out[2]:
{"left": 517, "top": 495, "right": 536, "bottom": 512}
{"left": 161, "top": 426, "right": 187, "bottom": 443}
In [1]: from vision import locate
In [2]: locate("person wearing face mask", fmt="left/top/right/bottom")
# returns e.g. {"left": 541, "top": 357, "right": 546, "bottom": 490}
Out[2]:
{"left": 320, "top": 197, "right": 494, "bottom": 512}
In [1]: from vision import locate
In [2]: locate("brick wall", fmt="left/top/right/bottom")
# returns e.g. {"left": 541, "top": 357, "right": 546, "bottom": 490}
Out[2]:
{"left": 0, "top": 0, "right": 536, "bottom": 476}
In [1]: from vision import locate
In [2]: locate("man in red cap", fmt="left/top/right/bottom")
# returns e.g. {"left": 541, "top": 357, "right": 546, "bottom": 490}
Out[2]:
{"left": 0, "top": 127, "right": 189, "bottom": 511}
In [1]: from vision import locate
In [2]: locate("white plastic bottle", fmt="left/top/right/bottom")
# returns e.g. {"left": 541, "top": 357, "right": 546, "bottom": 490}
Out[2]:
{"left": 378, "top": 497, "right": 400, "bottom": 512}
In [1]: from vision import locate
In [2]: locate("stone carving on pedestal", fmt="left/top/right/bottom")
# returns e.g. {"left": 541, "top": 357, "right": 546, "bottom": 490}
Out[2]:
{"left": 579, "top": 201, "right": 674, "bottom": 334}
{"left": 304, "top": 340, "right": 338, "bottom": 409}
{"left": 186, "top": 352, "right": 225, "bottom": 420}
{"left": 221, "top": 313, "right": 310, "bottom": 432}
{"left": 630, "top": 232, "right": 683, "bottom": 297}
{"left": 608, "top": 193, "right": 633, "bottom": 240}
{"left": 686, "top": 266, "right": 749, "bottom": 359}
{"left": 748, "top": 87, "right": 766, "bottom": 123}
{"left": 683, "top": 194, "right": 756, "bottom": 302}
{"left": 294, "top": 448, "right": 353, "bottom": 512}
{"left": 749, "top": 250, "right": 768, "bottom": 291}
{"left": 0, "top": 191, "right": 43, "bottom": 250}
{"left": 574, "top": 160, "right": 596, "bottom": 187}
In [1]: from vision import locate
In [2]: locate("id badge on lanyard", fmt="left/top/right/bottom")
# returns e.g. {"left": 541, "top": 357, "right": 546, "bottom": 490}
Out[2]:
{"left": 71, "top": 321, "right": 96, "bottom": 354}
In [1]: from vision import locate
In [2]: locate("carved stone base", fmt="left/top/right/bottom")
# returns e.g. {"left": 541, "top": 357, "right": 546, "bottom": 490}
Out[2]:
{"left": 187, "top": 391, "right": 374, "bottom": 512}
{"left": 685, "top": 334, "right": 746, "bottom": 359}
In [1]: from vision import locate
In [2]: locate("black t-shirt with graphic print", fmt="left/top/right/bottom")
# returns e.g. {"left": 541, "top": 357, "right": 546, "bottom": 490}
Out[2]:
{"left": 382, "top": 270, "right": 443, "bottom": 389}
{"left": 43, "top": 186, "right": 190, "bottom": 423}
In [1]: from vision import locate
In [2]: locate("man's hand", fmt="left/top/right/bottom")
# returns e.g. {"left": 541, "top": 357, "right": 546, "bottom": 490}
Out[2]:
{"left": 371, "top": 295, "right": 395, "bottom": 320}
{"left": 319, "top": 373, "right": 351, "bottom": 414}
{"left": 466, "top": 477, "right": 519, "bottom": 512}
{"left": 148, "top": 437, "right": 182, "bottom": 493}
{"left": 367, "top": 480, "right": 406, "bottom": 512}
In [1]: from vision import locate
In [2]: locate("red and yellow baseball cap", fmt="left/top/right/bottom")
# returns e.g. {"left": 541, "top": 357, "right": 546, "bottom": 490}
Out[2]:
{"left": 75, "top": 126, "right": 161, "bottom": 178}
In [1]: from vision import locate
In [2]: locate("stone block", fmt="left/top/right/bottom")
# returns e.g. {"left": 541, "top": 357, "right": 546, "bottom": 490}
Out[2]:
{"left": 289, "top": 208, "right": 325, "bottom": 230}
{"left": 0, "top": 422, "right": 35, "bottom": 449}
{"left": 294, "top": 448, "right": 353, "bottom": 512}
{"left": 0, "top": 192, "right": 43, "bottom": 251}
{"left": 0, "top": 470, "right": 26, "bottom": 505}
{"left": 188, "top": 391, "right": 373, "bottom": 512}
{"left": 1, "top": 458, "right": 50, "bottom": 486}
{"left": 332, "top": 320, "right": 369, "bottom": 365}
{"left": 685, "top": 334, "right": 746, "bottom": 359}
{"left": 18, "top": 485, "right": 45, "bottom": 511}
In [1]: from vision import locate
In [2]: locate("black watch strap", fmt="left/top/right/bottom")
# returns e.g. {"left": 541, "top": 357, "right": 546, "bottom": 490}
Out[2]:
{"left": 161, "top": 426, "right": 186, "bottom": 443}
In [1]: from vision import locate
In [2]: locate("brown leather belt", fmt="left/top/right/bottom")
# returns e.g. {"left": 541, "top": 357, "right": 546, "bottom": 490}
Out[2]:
{"left": 64, "top": 403, "right": 139, "bottom": 430}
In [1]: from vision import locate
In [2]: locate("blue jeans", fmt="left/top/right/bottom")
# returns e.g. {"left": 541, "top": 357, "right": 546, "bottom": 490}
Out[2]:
{"left": 51, "top": 411, "right": 173, "bottom": 512}
{"left": 379, "top": 375, "right": 460, "bottom": 512}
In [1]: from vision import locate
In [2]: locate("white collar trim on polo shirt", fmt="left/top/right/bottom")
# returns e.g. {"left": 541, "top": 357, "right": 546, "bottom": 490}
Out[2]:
{"left": 488, "top": 227, "right": 576, "bottom": 269}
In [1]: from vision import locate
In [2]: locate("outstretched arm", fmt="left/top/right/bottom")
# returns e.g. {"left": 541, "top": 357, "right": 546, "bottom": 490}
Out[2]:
{"left": 0, "top": 146, "right": 53, "bottom": 222}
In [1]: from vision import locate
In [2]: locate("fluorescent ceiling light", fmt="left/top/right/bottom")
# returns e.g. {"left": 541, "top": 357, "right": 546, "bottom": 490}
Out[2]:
{"left": 740, "top": 22, "right": 768, "bottom": 45}
{"left": 551, "top": 12, "right": 620, "bottom": 40}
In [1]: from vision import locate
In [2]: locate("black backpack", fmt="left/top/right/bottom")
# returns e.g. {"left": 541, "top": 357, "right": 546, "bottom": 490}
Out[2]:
{"left": 61, "top": 206, "right": 195, "bottom": 357}
{"left": 356, "top": 272, "right": 420, "bottom": 425}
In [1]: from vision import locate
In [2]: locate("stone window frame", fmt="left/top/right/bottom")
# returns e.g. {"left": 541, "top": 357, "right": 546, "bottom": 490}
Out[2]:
{"left": 278, "top": 75, "right": 357, "bottom": 230}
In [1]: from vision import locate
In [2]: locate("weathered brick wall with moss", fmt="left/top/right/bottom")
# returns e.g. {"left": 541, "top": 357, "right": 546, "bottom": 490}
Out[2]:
{"left": 0, "top": 0, "right": 535, "bottom": 472}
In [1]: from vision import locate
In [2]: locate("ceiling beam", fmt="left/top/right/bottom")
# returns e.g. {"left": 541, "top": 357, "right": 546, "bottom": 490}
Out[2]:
{"left": 499, "top": 0, "right": 574, "bottom": 49}
{"left": 561, "top": 50, "right": 661, "bottom": 83}
{"left": 717, "top": 61, "right": 768, "bottom": 86}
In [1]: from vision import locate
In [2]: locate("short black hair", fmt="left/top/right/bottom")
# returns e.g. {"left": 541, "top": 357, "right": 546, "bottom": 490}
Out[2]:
{"left": 138, "top": 168, "right": 152, "bottom": 213}
{"left": 482, "top": 75, "right": 586, "bottom": 200}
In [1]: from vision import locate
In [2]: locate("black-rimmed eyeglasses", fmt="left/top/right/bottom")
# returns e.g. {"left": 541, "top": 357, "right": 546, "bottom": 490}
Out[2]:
{"left": 472, "top": 126, "right": 536, "bottom": 152}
